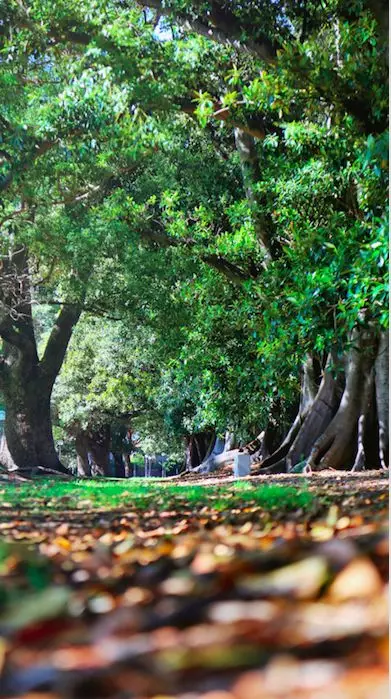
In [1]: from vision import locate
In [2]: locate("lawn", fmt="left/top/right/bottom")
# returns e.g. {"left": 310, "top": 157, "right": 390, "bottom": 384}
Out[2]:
{"left": 0, "top": 477, "right": 314, "bottom": 513}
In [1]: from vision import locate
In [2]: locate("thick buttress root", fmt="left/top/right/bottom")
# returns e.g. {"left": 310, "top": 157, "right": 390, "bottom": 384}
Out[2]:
{"left": 255, "top": 326, "right": 387, "bottom": 475}
{"left": 351, "top": 369, "right": 375, "bottom": 472}
{"left": 286, "top": 355, "right": 343, "bottom": 471}
{"left": 254, "top": 355, "right": 323, "bottom": 474}
{"left": 374, "top": 332, "right": 389, "bottom": 470}
{"left": 306, "top": 326, "right": 379, "bottom": 472}
{"left": 255, "top": 354, "right": 342, "bottom": 475}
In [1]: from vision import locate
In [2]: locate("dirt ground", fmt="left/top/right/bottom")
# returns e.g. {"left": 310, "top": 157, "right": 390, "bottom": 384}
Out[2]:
{"left": 0, "top": 470, "right": 387, "bottom": 699}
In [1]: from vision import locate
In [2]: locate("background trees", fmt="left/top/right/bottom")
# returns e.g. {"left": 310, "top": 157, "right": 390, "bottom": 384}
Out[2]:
{"left": 0, "top": 0, "right": 388, "bottom": 474}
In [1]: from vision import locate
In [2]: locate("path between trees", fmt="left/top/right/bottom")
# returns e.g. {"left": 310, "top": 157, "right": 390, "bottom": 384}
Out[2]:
{"left": 0, "top": 473, "right": 387, "bottom": 698}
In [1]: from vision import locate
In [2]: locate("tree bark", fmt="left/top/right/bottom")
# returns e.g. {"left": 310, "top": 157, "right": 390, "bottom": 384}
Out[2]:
{"left": 113, "top": 453, "right": 126, "bottom": 478}
{"left": 122, "top": 453, "right": 131, "bottom": 477}
{"left": 191, "top": 432, "right": 240, "bottom": 474}
{"left": 254, "top": 354, "right": 325, "bottom": 473}
{"left": 306, "top": 326, "right": 377, "bottom": 472}
{"left": 374, "top": 331, "right": 389, "bottom": 469}
{"left": 252, "top": 326, "right": 387, "bottom": 476}
{"left": 234, "top": 128, "right": 275, "bottom": 264}
{"left": 87, "top": 425, "right": 111, "bottom": 476}
{"left": 0, "top": 358, "right": 67, "bottom": 472}
{"left": 351, "top": 368, "right": 375, "bottom": 471}
{"left": 286, "top": 354, "right": 343, "bottom": 470}
{"left": 185, "top": 431, "right": 215, "bottom": 470}
{"left": 0, "top": 247, "right": 81, "bottom": 474}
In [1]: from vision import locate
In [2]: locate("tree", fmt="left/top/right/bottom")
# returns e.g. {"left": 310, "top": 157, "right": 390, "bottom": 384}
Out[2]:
{"left": 53, "top": 317, "right": 155, "bottom": 475}
{"left": 0, "top": 34, "right": 155, "bottom": 471}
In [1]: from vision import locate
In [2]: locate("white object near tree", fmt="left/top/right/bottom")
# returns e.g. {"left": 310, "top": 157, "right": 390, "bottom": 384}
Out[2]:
{"left": 233, "top": 452, "right": 251, "bottom": 477}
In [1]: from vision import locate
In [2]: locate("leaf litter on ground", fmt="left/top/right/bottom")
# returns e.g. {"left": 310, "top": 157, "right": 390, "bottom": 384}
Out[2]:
{"left": 0, "top": 472, "right": 387, "bottom": 698}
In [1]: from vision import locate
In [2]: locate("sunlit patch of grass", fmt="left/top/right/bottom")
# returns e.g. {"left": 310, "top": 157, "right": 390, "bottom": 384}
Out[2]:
{"left": 230, "top": 480, "right": 254, "bottom": 490}
{"left": 247, "top": 484, "right": 312, "bottom": 509}
{"left": 0, "top": 479, "right": 313, "bottom": 514}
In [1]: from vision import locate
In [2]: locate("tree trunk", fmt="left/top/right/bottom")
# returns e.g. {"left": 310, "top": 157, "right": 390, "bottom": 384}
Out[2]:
{"left": 234, "top": 129, "right": 275, "bottom": 263}
{"left": 185, "top": 431, "right": 215, "bottom": 470}
{"left": 0, "top": 345, "right": 67, "bottom": 473}
{"left": 191, "top": 432, "right": 238, "bottom": 474}
{"left": 306, "top": 326, "right": 377, "bottom": 472}
{"left": 87, "top": 425, "right": 111, "bottom": 476}
{"left": 113, "top": 453, "right": 126, "bottom": 478}
{"left": 246, "top": 428, "right": 273, "bottom": 461}
{"left": 0, "top": 247, "right": 82, "bottom": 474}
{"left": 252, "top": 322, "right": 386, "bottom": 476}
{"left": 374, "top": 331, "right": 389, "bottom": 469}
{"left": 3, "top": 393, "right": 64, "bottom": 472}
{"left": 351, "top": 368, "right": 375, "bottom": 471}
{"left": 254, "top": 354, "right": 327, "bottom": 473}
{"left": 123, "top": 453, "right": 132, "bottom": 477}
{"left": 224, "top": 430, "right": 235, "bottom": 452}
{"left": 286, "top": 354, "right": 343, "bottom": 470}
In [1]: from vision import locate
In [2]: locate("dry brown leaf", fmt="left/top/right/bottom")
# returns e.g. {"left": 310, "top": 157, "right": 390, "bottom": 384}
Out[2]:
{"left": 311, "top": 525, "right": 334, "bottom": 541}
{"left": 328, "top": 557, "right": 384, "bottom": 601}
{"left": 237, "top": 556, "right": 328, "bottom": 599}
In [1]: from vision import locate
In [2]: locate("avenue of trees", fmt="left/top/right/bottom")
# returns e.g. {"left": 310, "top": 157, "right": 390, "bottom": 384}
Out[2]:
{"left": 0, "top": 0, "right": 388, "bottom": 476}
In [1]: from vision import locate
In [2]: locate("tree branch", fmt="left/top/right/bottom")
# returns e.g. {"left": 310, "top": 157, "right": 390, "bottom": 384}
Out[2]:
{"left": 0, "top": 247, "right": 38, "bottom": 358}
{"left": 137, "top": 0, "right": 278, "bottom": 61}
{"left": 179, "top": 99, "right": 268, "bottom": 140}
{"left": 201, "top": 253, "right": 250, "bottom": 283}
{"left": 2, "top": 3, "right": 385, "bottom": 136}
{"left": 40, "top": 303, "right": 82, "bottom": 387}
{"left": 0, "top": 320, "right": 36, "bottom": 354}
{"left": 44, "top": 299, "right": 123, "bottom": 322}
{"left": 0, "top": 355, "right": 7, "bottom": 388}
{"left": 139, "top": 226, "right": 256, "bottom": 284}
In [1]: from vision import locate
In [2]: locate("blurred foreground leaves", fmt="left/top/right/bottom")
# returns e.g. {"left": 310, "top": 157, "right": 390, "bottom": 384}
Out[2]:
{"left": 0, "top": 477, "right": 387, "bottom": 698}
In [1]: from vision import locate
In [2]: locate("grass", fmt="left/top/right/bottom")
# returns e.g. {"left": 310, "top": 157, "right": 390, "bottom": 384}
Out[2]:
{"left": 0, "top": 478, "right": 313, "bottom": 514}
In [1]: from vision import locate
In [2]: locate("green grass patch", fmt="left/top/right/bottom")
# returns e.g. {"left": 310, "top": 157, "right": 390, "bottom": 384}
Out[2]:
{"left": 0, "top": 478, "right": 313, "bottom": 514}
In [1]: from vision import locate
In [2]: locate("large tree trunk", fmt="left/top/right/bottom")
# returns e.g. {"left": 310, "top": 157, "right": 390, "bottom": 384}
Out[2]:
{"left": 75, "top": 426, "right": 112, "bottom": 477}
{"left": 254, "top": 354, "right": 327, "bottom": 473}
{"left": 113, "top": 453, "right": 126, "bottom": 478}
{"left": 86, "top": 425, "right": 111, "bottom": 476}
{"left": 253, "top": 326, "right": 387, "bottom": 476}
{"left": 0, "top": 377, "right": 65, "bottom": 472}
{"left": 192, "top": 432, "right": 239, "bottom": 474}
{"left": 285, "top": 354, "right": 343, "bottom": 470}
{"left": 351, "top": 368, "right": 376, "bottom": 472}
{"left": 305, "top": 327, "right": 376, "bottom": 472}
{"left": 234, "top": 129, "right": 276, "bottom": 263}
{"left": 0, "top": 247, "right": 81, "bottom": 474}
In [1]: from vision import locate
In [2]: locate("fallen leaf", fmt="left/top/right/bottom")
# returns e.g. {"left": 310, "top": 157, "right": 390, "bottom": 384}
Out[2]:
{"left": 328, "top": 557, "right": 384, "bottom": 601}
{"left": 237, "top": 556, "right": 328, "bottom": 599}
{"left": 53, "top": 536, "right": 72, "bottom": 551}
{"left": 311, "top": 525, "right": 334, "bottom": 541}
{"left": 0, "top": 587, "right": 70, "bottom": 633}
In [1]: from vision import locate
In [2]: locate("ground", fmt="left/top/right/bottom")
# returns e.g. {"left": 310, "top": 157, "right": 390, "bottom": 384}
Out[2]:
{"left": 0, "top": 471, "right": 388, "bottom": 698}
